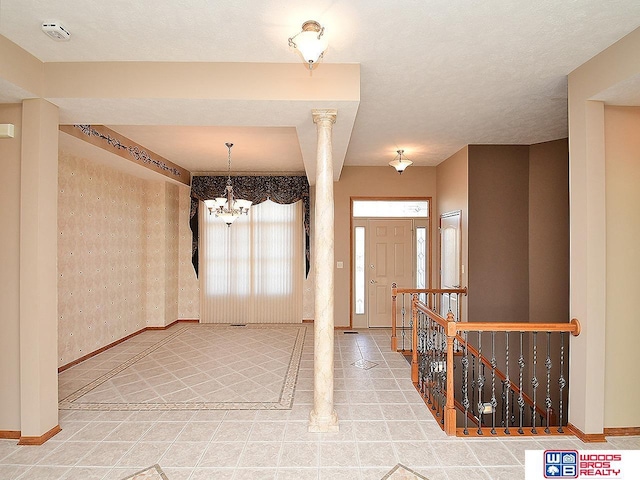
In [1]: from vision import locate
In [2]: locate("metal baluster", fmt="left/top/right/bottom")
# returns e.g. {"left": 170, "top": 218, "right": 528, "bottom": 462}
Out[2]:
{"left": 504, "top": 332, "right": 511, "bottom": 435}
{"left": 500, "top": 380, "right": 506, "bottom": 428}
{"left": 440, "top": 324, "right": 447, "bottom": 425}
{"left": 417, "top": 312, "right": 425, "bottom": 395}
{"left": 431, "top": 317, "right": 437, "bottom": 406}
{"left": 425, "top": 314, "right": 430, "bottom": 399}
{"left": 517, "top": 331, "right": 525, "bottom": 434}
{"left": 471, "top": 351, "right": 476, "bottom": 426}
{"left": 435, "top": 324, "right": 441, "bottom": 423}
{"left": 424, "top": 313, "right": 429, "bottom": 398}
{"left": 437, "top": 323, "right": 444, "bottom": 419}
{"left": 545, "top": 332, "right": 552, "bottom": 434}
{"left": 490, "top": 331, "right": 497, "bottom": 435}
{"left": 461, "top": 331, "right": 470, "bottom": 435}
{"left": 531, "top": 331, "right": 539, "bottom": 434}
{"left": 477, "top": 332, "right": 484, "bottom": 435}
{"left": 558, "top": 332, "right": 566, "bottom": 433}
{"left": 428, "top": 317, "right": 435, "bottom": 408}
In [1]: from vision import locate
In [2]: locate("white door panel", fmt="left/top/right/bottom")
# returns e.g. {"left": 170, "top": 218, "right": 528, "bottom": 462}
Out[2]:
{"left": 440, "top": 211, "right": 461, "bottom": 321}
{"left": 368, "top": 219, "right": 413, "bottom": 327}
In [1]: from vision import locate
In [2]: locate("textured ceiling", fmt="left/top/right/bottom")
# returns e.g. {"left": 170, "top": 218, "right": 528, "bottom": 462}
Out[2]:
{"left": 1, "top": 0, "right": 640, "bottom": 174}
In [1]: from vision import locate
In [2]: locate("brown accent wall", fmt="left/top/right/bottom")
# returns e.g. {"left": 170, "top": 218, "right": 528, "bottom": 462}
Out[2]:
{"left": 334, "top": 166, "right": 437, "bottom": 327}
{"left": 0, "top": 104, "right": 22, "bottom": 431}
{"left": 468, "top": 145, "right": 530, "bottom": 323}
{"left": 529, "top": 139, "right": 569, "bottom": 323}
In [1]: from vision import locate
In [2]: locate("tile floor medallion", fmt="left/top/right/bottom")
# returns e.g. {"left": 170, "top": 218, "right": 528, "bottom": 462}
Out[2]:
{"left": 382, "top": 463, "right": 430, "bottom": 480}
{"left": 59, "top": 324, "right": 306, "bottom": 411}
{"left": 121, "top": 464, "right": 168, "bottom": 480}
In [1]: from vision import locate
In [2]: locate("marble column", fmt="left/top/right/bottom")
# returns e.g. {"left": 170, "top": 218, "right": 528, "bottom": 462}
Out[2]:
{"left": 309, "top": 108, "right": 339, "bottom": 432}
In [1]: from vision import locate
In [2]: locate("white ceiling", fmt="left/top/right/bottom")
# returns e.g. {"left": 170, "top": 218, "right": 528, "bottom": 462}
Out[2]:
{"left": 1, "top": 1, "right": 640, "bottom": 175}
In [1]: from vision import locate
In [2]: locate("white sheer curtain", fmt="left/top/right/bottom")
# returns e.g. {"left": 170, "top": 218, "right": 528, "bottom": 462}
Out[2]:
{"left": 200, "top": 200, "right": 303, "bottom": 323}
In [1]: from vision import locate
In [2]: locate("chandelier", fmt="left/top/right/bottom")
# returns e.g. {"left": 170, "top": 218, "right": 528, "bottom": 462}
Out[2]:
{"left": 204, "top": 143, "right": 252, "bottom": 226}
{"left": 389, "top": 149, "right": 413, "bottom": 174}
{"left": 288, "top": 20, "right": 328, "bottom": 70}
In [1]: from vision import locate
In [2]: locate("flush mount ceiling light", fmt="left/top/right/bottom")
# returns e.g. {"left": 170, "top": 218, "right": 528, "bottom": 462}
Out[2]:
{"left": 288, "top": 20, "right": 328, "bottom": 70}
{"left": 389, "top": 149, "right": 413, "bottom": 174}
{"left": 203, "top": 143, "right": 252, "bottom": 226}
{"left": 42, "top": 22, "right": 71, "bottom": 41}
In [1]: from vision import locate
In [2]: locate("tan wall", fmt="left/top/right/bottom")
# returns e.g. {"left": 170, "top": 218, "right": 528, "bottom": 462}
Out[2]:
{"left": 0, "top": 104, "right": 22, "bottom": 431}
{"left": 333, "top": 166, "right": 437, "bottom": 328}
{"left": 0, "top": 35, "right": 43, "bottom": 97}
{"left": 528, "top": 139, "right": 569, "bottom": 323}
{"left": 144, "top": 181, "right": 181, "bottom": 327}
{"left": 567, "top": 26, "right": 640, "bottom": 435}
{"left": 468, "top": 145, "right": 530, "bottom": 323}
{"left": 58, "top": 150, "right": 198, "bottom": 366}
{"left": 604, "top": 106, "right": 640, "bottom": 428}
{"left": 20, "top": 98, "right": 60, "bottom": 437}
{"left": 436, "top": 146, "right": 469, "bottom": 321}
{"left": 165, "top": 183, "right": 180, "bottom": 325}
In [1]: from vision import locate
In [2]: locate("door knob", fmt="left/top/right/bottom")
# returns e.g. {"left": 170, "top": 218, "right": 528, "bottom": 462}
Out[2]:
{"left": 370, "top": 279, "right": 377, "bottom": 284}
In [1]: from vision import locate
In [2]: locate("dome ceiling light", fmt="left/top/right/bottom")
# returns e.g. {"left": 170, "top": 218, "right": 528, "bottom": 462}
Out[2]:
{"left": 389, "top": 149, "right": 413, "bottom": 174}
{"left": 288, "top": 20, "right": 328, "bottom": 70}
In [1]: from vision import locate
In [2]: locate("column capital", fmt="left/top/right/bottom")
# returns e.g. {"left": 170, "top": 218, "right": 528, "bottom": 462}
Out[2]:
{"left": 312, "top": 109, "right": 337, "bottom": 125}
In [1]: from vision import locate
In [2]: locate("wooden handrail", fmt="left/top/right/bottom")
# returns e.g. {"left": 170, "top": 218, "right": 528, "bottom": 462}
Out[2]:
{"left": 393, "top": 287, "right": 468, "bottom": 295}
{"left": 413, "top": 299, "right": 580, "bottom": 337}
{"left": 454, "top": 318, "right": 581, "bottom": 336}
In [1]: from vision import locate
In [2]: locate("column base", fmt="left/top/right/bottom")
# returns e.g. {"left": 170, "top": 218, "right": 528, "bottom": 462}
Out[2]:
{"left": 308, "top": 409, "right": 339, "bottom": 432}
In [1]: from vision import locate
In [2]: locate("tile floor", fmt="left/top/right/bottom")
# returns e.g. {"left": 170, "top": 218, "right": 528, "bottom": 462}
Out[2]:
{"left": 1, "top": 325, "right": 637, "bottom": 480}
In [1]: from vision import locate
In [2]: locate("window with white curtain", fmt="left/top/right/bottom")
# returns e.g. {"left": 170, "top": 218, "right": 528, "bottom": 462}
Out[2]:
{"left": 200, "top": 200, "right": 303, "bottom": 324}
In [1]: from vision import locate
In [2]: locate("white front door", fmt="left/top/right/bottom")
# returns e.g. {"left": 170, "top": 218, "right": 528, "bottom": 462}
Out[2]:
{"left": 368, "top": 219, "right": 413, "bottom": 327}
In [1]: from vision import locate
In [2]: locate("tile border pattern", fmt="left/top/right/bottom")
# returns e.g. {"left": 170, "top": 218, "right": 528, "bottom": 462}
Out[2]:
{"left": 59, "top": 324, "right": 306, "bottom": 411}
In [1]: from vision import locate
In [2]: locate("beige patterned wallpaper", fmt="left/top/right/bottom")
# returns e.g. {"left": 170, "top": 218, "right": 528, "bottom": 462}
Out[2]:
{"left": 58, "top": 152, "right": 199, "bottom": 366}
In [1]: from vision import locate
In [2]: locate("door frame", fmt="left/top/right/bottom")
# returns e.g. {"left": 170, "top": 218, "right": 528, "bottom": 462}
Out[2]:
{"left": 349, "top": 196, "right": 432, "bottom": 329}
{"left": 439, "top": 210, "right": 462, "bottom": 320}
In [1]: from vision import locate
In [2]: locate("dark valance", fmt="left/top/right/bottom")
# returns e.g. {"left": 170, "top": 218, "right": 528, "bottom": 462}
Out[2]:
{"left": 190, "top": 175, "right": 311, "bottom": 277}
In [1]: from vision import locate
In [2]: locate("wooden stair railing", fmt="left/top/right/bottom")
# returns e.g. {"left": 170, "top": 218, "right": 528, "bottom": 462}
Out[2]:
{"left": 406, "top": 294, "right": 580, "bottom": 437}
{"left": 391, "top": 284, "right": 467, "bottom": 351}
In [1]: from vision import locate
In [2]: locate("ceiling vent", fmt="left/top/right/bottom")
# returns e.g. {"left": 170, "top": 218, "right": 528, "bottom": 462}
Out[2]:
{"left": 42, "top": 22, "right": 71, "bottom": 41}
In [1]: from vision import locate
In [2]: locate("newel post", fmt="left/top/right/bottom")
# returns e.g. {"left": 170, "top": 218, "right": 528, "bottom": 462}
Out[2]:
{"left": 391, "top": 283, "right": 397, "bottom": 351}
{"left": 411, "top": 294, "right": 419, "bottom": 384}
{"left": 444, "top": 311, "right": 457, "bottom": 436}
